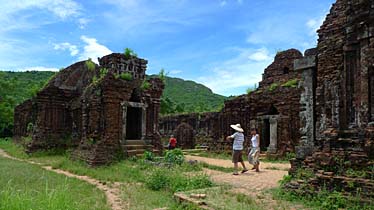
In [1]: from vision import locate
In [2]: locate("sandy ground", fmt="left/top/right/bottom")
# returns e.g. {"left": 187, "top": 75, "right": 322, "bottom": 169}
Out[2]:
{"left": 0, "top": 149, "right": 127, "bottom": 210}
{"left": 185, "top": 155, "right": 290, "bottom": 193}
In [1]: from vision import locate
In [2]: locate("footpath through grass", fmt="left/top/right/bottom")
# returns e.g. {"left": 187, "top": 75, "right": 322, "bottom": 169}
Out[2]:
{"left": 0, "top": 156, "right": 109, "bottom": 210}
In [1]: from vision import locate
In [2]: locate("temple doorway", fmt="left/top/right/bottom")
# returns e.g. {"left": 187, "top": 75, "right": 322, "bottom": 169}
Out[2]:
{"left": 126, "top": 107, "right": 142, "bottom": 140}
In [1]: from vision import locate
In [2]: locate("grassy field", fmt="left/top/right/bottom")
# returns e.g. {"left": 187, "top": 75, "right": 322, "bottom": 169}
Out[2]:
{"left": 0, "top": 156, "right": 109, "bottom": 210}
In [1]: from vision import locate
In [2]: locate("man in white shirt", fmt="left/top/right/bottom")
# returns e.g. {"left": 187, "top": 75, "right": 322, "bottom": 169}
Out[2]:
{"left": 226, "top": 124, "right": 248, "bottom": 175}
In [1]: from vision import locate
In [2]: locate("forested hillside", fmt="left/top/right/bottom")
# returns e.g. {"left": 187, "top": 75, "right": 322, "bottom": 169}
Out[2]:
{"left": 0, "top": 71, "right": 56, "bottom": 137}
{"left": 157, "top": 76, "right": 226, "bottom": 114}
{"left": 0, "top": 71, "right": 227, "bottom": 137}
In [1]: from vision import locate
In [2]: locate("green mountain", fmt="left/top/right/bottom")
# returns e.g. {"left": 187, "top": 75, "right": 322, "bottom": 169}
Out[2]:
{"left": 0, "top": 71, "right": 226, "bottom": 136}
{"left": 0, "top": 71, "right": 56, "bottom": 137}
{"left": 156, "top": 76, "right": 227, "bottom": 115}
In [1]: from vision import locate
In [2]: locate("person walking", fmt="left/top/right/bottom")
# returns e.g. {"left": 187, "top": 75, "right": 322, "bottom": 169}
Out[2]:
{"left": 226, "top": 124, "right": 248, "bottom": 175}
{"left": 248, "top": 128, "right": 260, "bottom": 172}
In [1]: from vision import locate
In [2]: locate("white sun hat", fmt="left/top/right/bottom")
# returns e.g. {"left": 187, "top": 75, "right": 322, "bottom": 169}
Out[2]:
{"left": 230, "top": 124, "right": 244, "bottom": 133}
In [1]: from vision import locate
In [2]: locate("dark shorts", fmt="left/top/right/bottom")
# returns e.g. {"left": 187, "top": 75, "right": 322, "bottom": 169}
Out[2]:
{"left": 232, "top": 150, "right": 243, "bottom": 163}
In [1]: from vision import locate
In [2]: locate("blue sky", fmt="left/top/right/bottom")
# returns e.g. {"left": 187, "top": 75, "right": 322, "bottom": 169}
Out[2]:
{"left": 0, "top": 0, "right": 335, "bottom": 96}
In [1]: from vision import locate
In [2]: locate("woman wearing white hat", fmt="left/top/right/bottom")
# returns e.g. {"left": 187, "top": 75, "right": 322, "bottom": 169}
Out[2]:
{"left": 226, "top": 124, "right": 248, "bottom": 175}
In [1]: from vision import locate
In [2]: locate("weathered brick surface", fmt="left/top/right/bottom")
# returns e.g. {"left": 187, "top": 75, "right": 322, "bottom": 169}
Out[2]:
{"left": 289, "top": 0, "right": 374, "bottom": 199}
{"left": 14, "top": 53, "right": 164, "bottom": 165}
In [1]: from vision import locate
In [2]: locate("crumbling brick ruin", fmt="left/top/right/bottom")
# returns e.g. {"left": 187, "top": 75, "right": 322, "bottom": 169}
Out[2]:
{"left": 289, "top": 0, "right": 374, "bottom": 200}
{"left": 13, "top": 53, "right": 164, "bottom": 165}
{"left": 160, "top": 49, "right": 304, "bottom": 155}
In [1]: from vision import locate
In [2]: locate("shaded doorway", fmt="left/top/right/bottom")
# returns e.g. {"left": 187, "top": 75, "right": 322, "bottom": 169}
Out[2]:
{"left": 126, "top": 107, "right": 142, "bottom": 139}
{"left": 369, "top": 67, "right": 374, "bottom": 121}
{"left": 261, "top": 119, "right": 271, "bottom": 151}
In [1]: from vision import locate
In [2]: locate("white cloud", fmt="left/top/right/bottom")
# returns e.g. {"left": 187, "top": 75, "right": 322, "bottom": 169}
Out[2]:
{"left": 248, "top": 48, "right": 271, "bottom": 62}
{"left": 306, "top": 16, "right": 325, "bottom": 36}
{"left": 78, "top": 35, "right": 113, "bottom": 63}
{"left": 18, "top": 66, "right": 59, "bottom": 72}
{"left": 0, "top": 0, "right": 81, "bottom": 33}
{"left": 54, "top": 42, "right": 79, "bottom": 56}
{"left": 197, "top": 48, "right": 273, "bottom": 95}
{"left": 169, "top": 70, "right": 182, "bottom": 75}
{"left": 78, "top": 18, "right": 90, "bottom": 29}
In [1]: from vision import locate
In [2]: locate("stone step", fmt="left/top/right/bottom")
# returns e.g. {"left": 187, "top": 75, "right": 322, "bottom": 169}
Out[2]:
{"left": 127, "top": 149, "right": 146, "bottom": 156}
{"left": 123, "top": 144, "right": 153, "bottom": 150}
{"left": 125, "top": 140, "right": 146, "bottom": 145}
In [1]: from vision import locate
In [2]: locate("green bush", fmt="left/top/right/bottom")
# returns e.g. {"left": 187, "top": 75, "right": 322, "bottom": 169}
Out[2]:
{"left": 99, "top": 68, "right": 108, "bottom": 79}
{"left": 279, "top": 175, "right": 292, "bottom": 186}
{"left": 143, "top": 151, "right": 154, "bottom": 161}
{"left": 164, "top": 149, "right": 185, "bottom": 165}
{"left": 123, "top": 48, "right": 137, "bottom": 59}
{"left": 158, "top": 68, "right": 167, "bottom": 83}
{"left": 85, "top": 59, "right": 96, "bottom": 71}
{"left": 145, "top": 168, "right": 213, "bottom": 192}
{"left": 120, "top": 72, "right": 132, "bottom": 81}
{"left": 282, "top": 79, "right": 299, "bottom": 88}
{"left": 141, "top": 80, "right": 151, "bottom": 91}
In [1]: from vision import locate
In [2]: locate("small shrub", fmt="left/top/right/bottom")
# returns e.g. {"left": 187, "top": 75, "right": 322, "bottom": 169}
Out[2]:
{"left": 99, "top": 68, "right": 108, "bottom": 79}
{"left": 246, "top": 87, "right": 255, "bottom": 94}
{"left": 279, "top": 175, "right": 292, "bottom": 186}
{"left": 285, "top": 152, "right": 296, "bottom": 160}
{"left": 143, "top": 151, "right": 154, "bottom": 161}
{"left": 85, "top": 59, "right": 96, "bottom": 71}
{"left": 92, "top": 75, "right": 98, "bottom": 84}
{"left": 158, "top": 68, "right": 167, "bottom": 83}
{"left": 120, "top": 72, "right": 132, "bottom": 81}
{"left": 123, "top": 48, "right": 137, "bottom": 59}
{"left": 282, "top": 79, "right": 299, "bottom": 88}
{"left": 145, "top": 169, "right": 169, "bottom": 191}
{"left": 294, "top": 168, "right": 315, "bottom": 180}
{"left": 141, "top": 80, "right": 151, "bottom": 91}
{"left": 113, "top": 73, "right": 120, "bottom": 79}
{"left": 268, "top": 83, "right": 279, "bottom": 91}
{"left": 164, "top": 149, "right": 185, "bottom": 165}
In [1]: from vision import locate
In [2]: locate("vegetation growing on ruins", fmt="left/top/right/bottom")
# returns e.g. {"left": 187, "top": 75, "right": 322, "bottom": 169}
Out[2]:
{"left": 282, "top": 79, "right": 299, "bottom": 88}
{"left": 268, "top": 83, "right": 279, "bottom": 91}
{"left": 120, "top": 72, "right": 133, "bottom": 81}
{"left": 123, "top": 48, "right": 138, "bottom": 59}
{"left": 141, "top": 80, "right": 151, "bottom": 90}
{"left": 85, "top": 58, "right": 96, "bottom": 71}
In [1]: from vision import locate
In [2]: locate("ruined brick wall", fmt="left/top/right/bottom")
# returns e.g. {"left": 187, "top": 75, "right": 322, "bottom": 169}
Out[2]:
{"left": 13, "top": 99, "right": 36, "bottom": 138}
{"left": 20, "top": 61, "right": 97, "bottom": 152}
{"left": 159, "top": 49, "right": 303, "bottom": 155}
{"left": 73, "top": 54, "right": 164, "bottom": 165}
{"left": 289, "top": 0, "right": 374, "bottom": 200}
{"left": 14, "top": 53, "right": 164, "bottom": 165}
{"left": 174, "top": 123, "right": 194, "bottom": 149}
{"left": 159, "top": 112, "right": 219, "bottom": 148}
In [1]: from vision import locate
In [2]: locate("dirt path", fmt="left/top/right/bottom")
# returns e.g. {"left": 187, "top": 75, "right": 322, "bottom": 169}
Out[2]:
{"left": 0, "top": 149, "right": 127, "bottom": 210}
{"left": 185, "top": 155, "right": 289, "bottom": 194}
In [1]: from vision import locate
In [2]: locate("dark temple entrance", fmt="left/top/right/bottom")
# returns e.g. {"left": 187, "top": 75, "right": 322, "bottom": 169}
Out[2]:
{"left": 126, "top": 107, "right": 142, "bottom": 139}
{"left": 369, "top": 67, "right": 374, "bottom": 122}
{"left": 261, "top": 119, "right": 271, "bottom": 151}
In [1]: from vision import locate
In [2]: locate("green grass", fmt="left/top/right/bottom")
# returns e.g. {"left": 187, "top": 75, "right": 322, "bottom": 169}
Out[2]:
{"left": 271, "top": 187, "right": 374, "bottom": 210}
{"left": 0, "top": 156, "right": 109, "bottom": 210}
{"left": 183, "top": 187, "right": 263, "bottom": 210}
{"left": 0, "top": 139, "right": 214, "bottom": 209}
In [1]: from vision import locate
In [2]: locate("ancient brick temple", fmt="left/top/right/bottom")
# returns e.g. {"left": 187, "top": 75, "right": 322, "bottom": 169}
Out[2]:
{"left": 288, "top": 0, "right": 374, "bottom": 199}
{"left": 13, "top": 53, "right": 164, "bottom": 165}
{"left": 160, "top": 49, "right": 305, "bottom": 155}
